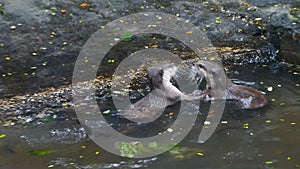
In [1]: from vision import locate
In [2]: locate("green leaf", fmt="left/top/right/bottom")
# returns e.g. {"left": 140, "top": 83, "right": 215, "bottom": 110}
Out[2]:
{"left": 0, "top": 134, "right": 6, "bottom": 139}
{"left": 29, "top": 149, "right": 56, "bottom": 156}
{"left": 119, "top": 142, "right": 148, "bottom": 158}
{"left": 0, "top": 7, "right": 6, "bottom": 15}
{"left": 121, "top": 32, "right": 132, "bottom": 41}
{"left": 215, "top": 17, "right": 222, "bottom": 24}
{"left": 148, "top": 142, "right": 159, "bottom": 150}
{"left": 43, "top": 117, "right": 55, "bottom": 123}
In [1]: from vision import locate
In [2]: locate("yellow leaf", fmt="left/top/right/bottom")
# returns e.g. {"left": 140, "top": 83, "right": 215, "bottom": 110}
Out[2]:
{"left": 80, "top": 3, "right": 88, "bottom": 7}
{"left": 196, "top": 152, "right": 204, "bottom": 156}
{"left": 0, "top": 134, "right": 6, "bottom": 139}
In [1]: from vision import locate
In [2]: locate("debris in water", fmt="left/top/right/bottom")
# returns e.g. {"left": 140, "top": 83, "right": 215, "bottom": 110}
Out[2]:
{"left": 265, "top": 161, "right": 273, "bottom": 165}
{"left": 60, "top": 9, "right": 67, "bottom": 13}
{"left": 121, "top": 32, "right": 132, "bottom": 41}
{"left": 0, "top": 133, "right": 6, "bottom": 139}
{"left": 80, "top": 3, "right": 88, "bottom": 7}
{"left": 10, "top": 25, "right": 16, "bottom": 30}
{"left": 267, "top": 86, "right": 273, "bottom": 92}
{"left": 196, "top": 152, "right": 205, "bottom": 157}
{"left": 167, "top": 128, "right": 174, "bottom": 133}
{"left": 103, "top": 110, "right": 110, "bottom": 115}
{"left": 243, "top": 123, "right": 249, "bottom": 129}
{"left": 265, "top": 120, "right": 271, "bottom": 123}
{"left": 29, "top": 149, "right": 56, "bottom": 156}
{"left": 215, "top": 17, "right": 222, "bottom": 24}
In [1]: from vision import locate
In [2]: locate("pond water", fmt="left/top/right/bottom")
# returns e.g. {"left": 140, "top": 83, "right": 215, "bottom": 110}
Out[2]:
{"left": 0, "top": 63, "right": 299, "bottom": 169}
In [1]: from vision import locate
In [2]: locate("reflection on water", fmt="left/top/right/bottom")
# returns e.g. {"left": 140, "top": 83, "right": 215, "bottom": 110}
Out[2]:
{"left": 0, "top": 63, "right": 299, "bottom": 169}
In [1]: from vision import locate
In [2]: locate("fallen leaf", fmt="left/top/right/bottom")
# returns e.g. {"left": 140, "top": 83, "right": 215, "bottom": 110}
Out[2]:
{"left": 29, "top": 149, "right": 56, "bottom": 156}
{"left": 80, "top": 3, "right": 88, "bottom": 7}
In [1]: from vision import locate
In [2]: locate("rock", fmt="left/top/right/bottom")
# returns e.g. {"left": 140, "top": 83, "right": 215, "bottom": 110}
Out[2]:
{"left": 0, "top": 0, "right": 299, "bottom": 99}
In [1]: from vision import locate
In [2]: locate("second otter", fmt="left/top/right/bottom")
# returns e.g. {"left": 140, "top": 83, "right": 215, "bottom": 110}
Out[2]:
{"left": 192, "top": 61, "right": 268, "bottom": 109}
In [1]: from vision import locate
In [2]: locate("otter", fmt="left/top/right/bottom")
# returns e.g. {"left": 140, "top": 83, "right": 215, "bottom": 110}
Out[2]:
{"left": 192, "top": 61, "right": 268, "bottom": 109}
{"left": 121, "top": 63, "right": 208, "bottom": 122}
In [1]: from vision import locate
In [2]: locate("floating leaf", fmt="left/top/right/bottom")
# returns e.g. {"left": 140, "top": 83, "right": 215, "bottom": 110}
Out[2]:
{"left": 148, "top": 142, "right": 158, "bottom": 150}
{"left": 121, "top": 32, "right": 132, "bottom": 41}
{"left": 215, "top": 17, "right": 222, "bottom": 24}
{"left": 167, "top": 128, "right": 174, "bottom": 133}
{"left": 279, "top": 102, "right": 285, "bottom": 106}
{"left": 119, "top": 142, "right": 145, "bottom": 158}
{"left": 261, "top": 35, "right": 267, "bottom": 40}
{"left": 168, "top": 112, "right": 174, "bottom": 116}
{"left": 0, "top": 7, "right": 6, "bottom": 15}
{"left": 50, "top": 6, "right": 57, "bottom": 10}
{"left": 80, "top": 3, "right": 88, "bottom": 7}
{"left": 60, "top": 9, "right": 67, "bottom": 13}
{"left": 265, "top": 161, "right": 273, "bottom": 165}
{"left": 221, "top": 120, "right": 228, "bottom": 124}
{"left": 243, "top": 123, "right": 249, "bottom": 129}
{"left": 0, "top": 134, "right": 6, "bottom": 139}
{"left": 43, "top": 117, "right": 55, "bottom": 123}
{"left": 152, "top": 44, "right": 158, "bottom": 48}
{"left": 48, "top": 164, "right": 54, "bottom": 168}
{"left": 265, "top": 120, "right": 271, "bottom": 123}
{"left": 186, "top": 31, "right": 193, "bottom": 35}
{"left": 242, "top": 2, "right": 250, "bottom": 6}
{"left": 196, "top": 152, "right": 205, "bottom": 157}
{"left": 29, "top": 149, "right": 56, "bottom": 156}
{"left": 103, "top": 110, "right": 110, "bottom": 115}
{"left": 10, "top": 26, "right": 16, "bottom": 30}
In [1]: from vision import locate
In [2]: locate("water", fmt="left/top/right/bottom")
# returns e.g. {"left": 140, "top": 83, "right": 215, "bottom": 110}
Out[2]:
{"left": 0, "top": 63, "right": 299, "bottom": 169}
{"left": 1, "top": 0, "right": 299, "bottom": 168}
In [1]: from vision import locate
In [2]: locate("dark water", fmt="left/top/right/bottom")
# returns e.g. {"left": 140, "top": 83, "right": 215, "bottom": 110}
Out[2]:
{"left": 0, "top": 63, "right": 299, "bottom": 169}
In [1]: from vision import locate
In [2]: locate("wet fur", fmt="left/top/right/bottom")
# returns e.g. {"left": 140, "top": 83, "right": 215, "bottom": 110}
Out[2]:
{"left": 192, "top": 61, "right": 268, "bottom": 109}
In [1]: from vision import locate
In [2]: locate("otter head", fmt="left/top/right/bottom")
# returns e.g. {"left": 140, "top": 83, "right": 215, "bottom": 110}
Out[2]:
{"left": 192, "top": 61, "right": 223, "bottom": 77}
{"left": 192, "top": 61, "right": 229, "bottom": 99}
{"left": 147, "top": 63, "right": 177, "bottom": 89}
{"left": 192, "top": 61, "right": 221, "bottom": 88}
